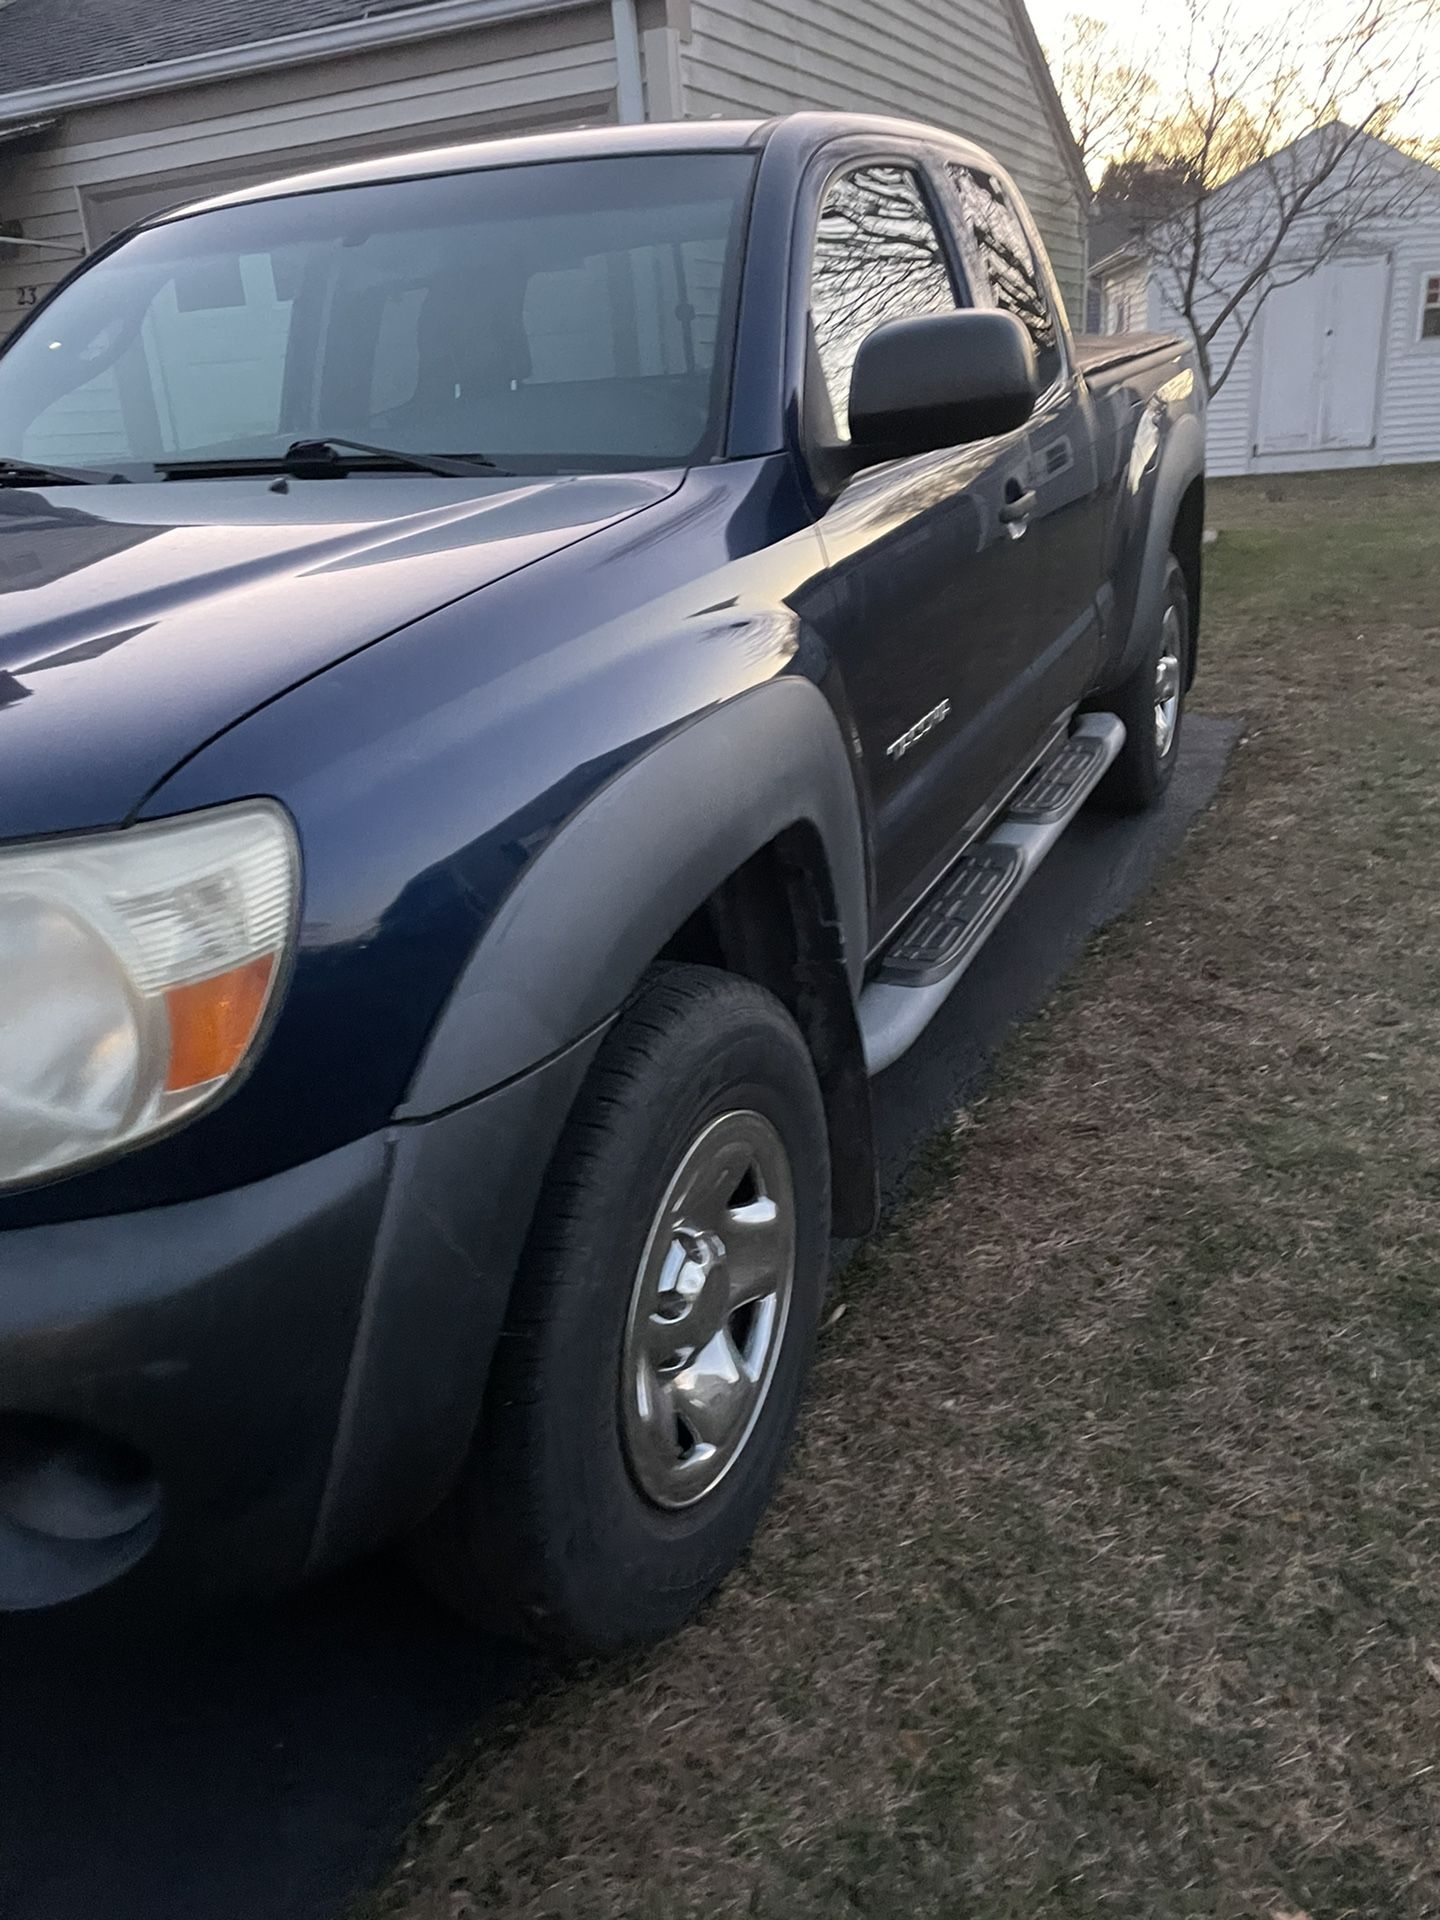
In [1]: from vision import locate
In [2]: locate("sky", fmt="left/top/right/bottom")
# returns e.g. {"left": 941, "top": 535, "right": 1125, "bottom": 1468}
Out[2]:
{"left": 1023, "top": 0, "right": 1440, "bottom": 157}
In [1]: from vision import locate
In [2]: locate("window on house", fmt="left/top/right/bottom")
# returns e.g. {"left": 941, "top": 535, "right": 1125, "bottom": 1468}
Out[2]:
{"left": 1422, "top": 272, "right": 1440, "bottom": 341}
{"left": 808, "top": 165, "right": 960, "bottom": 440}
{"left": 947, "top": 164, "right": 1062, "bottom": 389}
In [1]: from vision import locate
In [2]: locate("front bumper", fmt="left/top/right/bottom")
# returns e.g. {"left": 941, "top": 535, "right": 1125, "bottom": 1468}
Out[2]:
{"left": 0, "top": 1135, "right": 389, "bottom": 1608}
{"left": 0, "top": 1028, "right": 604, "bottom": 1611}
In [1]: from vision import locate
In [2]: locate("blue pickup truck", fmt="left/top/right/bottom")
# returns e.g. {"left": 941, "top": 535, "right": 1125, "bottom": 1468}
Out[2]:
{"left": 0, "top": 114, "right": 1203, "bottom": 1649}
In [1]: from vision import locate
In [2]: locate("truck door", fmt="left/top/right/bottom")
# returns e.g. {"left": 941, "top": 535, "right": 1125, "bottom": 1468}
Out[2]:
{"left": 943, "top": 161, "right": 1108, "bottom": 731}
{"left": 799, "top": 157, "right": 1043, "bottom": 946}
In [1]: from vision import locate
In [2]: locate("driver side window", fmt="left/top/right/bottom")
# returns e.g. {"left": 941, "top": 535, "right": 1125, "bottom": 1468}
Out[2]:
{"left": 809, "top": 164, "right": 960, "bottom": 442}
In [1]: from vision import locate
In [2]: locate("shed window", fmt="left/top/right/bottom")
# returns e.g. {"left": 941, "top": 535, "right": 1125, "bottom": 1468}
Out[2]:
{"left": 1422, "top": 272, "right": 1440, "bottom": 341}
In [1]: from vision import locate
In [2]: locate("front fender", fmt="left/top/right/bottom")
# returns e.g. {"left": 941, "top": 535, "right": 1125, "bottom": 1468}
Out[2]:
{"left": 308, "top": 676, "right": 872, "bottom": 1563}
{"left": 400, "top": 674, "right": 870, "bottom": 1117}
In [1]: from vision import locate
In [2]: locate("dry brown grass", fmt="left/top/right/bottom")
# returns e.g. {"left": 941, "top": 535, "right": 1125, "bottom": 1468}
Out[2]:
{"left": 369, "top": 465, "right": 1440, "bottom": 1920}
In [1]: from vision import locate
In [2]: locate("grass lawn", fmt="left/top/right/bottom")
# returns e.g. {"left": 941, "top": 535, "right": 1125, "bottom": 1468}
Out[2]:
{"left": 371, "top": 465, "right": 1440, "bottom": 1920}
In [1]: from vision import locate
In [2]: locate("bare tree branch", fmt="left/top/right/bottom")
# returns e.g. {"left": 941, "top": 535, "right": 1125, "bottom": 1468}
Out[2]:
{"left": 1048, "top": 13, "right": 1158, "bottom": 178}
{"left": 1094, "top": 0, "right": 1438, "bottom": 394}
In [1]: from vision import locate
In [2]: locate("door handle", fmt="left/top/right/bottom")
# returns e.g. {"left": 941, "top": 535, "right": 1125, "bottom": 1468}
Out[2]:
{"left": 999, "top": 487, "right": 1036, "bottom": 528}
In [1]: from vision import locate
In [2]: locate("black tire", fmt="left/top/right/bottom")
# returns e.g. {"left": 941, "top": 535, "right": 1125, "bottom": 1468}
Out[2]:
{"left": 1093, "top": 554, "right": 1191, "bottom": 813}
{"left": 410, "top": 965, "right": 831, "bottom": 1654}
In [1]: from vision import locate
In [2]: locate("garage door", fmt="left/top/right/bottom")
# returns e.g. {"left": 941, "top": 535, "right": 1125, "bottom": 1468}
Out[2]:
{"left": 79, "top": 104, "right": 603, "bottom": 246}
{"left": 1254, "top": 256, "right": 1390, "bottom": 457}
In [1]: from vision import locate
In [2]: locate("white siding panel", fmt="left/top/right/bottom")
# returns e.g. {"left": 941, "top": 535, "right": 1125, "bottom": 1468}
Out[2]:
{"left": 1202, "top": 357, "right": 1258, "bottom": 478}
{"left": 59, "top": 43, "right": 617, "bottom": 178}
{"left": 1152, "top": 273, "right": 1254, "bottom": 477}
{"left": 1098, "top": 257, "right": 1148, "bottom": 334}
{"left": 0, "top": 155, "right": 84, "bottom": 327}
{"left": 681, "top": 0, "right": 1089, "bottom": 314}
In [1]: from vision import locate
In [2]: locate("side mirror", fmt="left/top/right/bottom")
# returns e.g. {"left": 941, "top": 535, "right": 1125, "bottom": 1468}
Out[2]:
{"left": 848, "top": 309, "right": 1039, "bottom": 463}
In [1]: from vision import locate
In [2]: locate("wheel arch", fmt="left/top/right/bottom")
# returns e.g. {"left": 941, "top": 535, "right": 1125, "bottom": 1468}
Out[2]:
{"left": 306, "top": 680, "right": 877, "bottom": 1573}
{"left": 1170, "top": 475, "right": 1205, "bottom": 687}
{"left": 655, "top": 821, "right": 878, "bottom": 1236}
{"left": 1109, "top": 411, "right": 1206, "bottom": 694}
{"left": 400, "top": 676, "right": 878, "bottom": 1230}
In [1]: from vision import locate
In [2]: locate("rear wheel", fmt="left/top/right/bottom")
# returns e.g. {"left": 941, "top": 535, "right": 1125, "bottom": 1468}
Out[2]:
{"left": 410, "top": 965, "right": 830, "bottom": 1654}
{"left": 1094, "top": 554, "right": 1190, "bottom": 813}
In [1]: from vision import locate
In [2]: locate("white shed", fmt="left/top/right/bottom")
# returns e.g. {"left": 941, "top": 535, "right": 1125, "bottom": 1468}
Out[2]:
{"left": 1094, "top": 129, "right": 1440, "bottom": 477}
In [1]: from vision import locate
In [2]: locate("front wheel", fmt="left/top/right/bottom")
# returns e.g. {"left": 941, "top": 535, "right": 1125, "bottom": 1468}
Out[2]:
{"left": 410, "top": 965, "right": 831, "bottom": 1654}
{"left": 1093, "top": 554, "right": 1191, "bottom": 813}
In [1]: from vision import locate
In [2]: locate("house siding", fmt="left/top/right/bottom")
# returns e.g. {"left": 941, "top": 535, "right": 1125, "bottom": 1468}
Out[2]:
{"left": 1097, "top": 255, "right": 1149, "bottom": 335}
{"left": 0, "top": 7, "right": 617, "bottom": 336}
{"left": 1144, "top": 270, "right": 1257, "bottom": 477}
{"left": 1100, "top": 258, "right": 1241, "bottom": 474}
{"left": 1378, "top": 185, "right": 1440, "bottom": 467}
{"left": 1195, "top": 312, "right": 1257, "bottom": 477}
{"left": 679, "top": 0, "right": 1089, "bottom": 317}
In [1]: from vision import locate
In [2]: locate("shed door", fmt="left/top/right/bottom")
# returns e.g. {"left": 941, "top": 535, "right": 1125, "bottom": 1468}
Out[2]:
{"left": 1256, "top": 256, "right": 1389, "bottom": 456}
{"left": 1317, "top": 257, "right": 1390, "bottom": 449}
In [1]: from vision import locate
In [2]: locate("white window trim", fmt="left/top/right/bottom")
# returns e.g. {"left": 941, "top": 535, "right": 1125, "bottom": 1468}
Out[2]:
{"left": 1420, "top": 268, "right": 1440, "bottom": 345}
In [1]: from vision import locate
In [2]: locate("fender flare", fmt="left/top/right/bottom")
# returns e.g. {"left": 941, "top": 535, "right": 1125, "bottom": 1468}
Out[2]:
{"left": 1111, "top": 408, "right": 1205, "bottom": 691}
{"left": 400, "top": 674, "right": 871, "bottom": 1116}
{"left": 305, "top": 678, "right": 874, "bottom": 1565}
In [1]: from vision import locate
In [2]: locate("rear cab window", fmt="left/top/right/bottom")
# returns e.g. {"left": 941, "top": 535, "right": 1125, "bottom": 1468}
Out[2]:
{"left": 945, "top": 163, "right": 1064, "bottom": 393}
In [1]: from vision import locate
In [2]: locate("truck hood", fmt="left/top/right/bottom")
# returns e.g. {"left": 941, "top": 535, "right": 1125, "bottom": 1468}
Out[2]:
{"left": 0, "top": 472, "right": 678, "bottom": 839}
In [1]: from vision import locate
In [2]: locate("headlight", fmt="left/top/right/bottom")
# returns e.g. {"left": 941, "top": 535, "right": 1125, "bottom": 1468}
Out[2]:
{"left": 0, "top": 803, "right": 298, "bottom": 1190}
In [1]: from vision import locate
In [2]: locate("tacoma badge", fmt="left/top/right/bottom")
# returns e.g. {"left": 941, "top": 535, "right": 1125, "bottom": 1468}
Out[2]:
{"left": 887, "top": 699, "right": 952, "bottom": 761}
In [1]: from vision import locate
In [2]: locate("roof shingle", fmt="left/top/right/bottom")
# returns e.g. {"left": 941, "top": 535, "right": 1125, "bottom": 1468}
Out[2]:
{"left": 0, "top": 0, "right": 450, "bottom": 97}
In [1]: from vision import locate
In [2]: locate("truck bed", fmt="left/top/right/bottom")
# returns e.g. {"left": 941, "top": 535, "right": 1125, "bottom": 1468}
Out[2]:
{"left": 1072, "top": 331, "right": 1188, "bottom": 383}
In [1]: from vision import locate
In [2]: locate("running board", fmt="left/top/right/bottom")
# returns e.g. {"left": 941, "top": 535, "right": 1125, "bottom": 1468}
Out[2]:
{"left": 859, "top": 712, "right": 1125, "bottom": 1075}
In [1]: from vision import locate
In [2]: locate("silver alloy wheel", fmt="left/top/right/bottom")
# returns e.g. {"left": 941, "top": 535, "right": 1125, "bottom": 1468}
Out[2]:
{"left": 621, "top": 1110, "right": 796, "bottom": 1510}
{"left": 1154, "top": 602, "right": 1183, "bottom": 757}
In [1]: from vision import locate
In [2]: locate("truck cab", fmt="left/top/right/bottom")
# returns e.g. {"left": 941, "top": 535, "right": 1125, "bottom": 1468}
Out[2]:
{"left": 0, "top": 115, "right": 1203, "bottom": 1646}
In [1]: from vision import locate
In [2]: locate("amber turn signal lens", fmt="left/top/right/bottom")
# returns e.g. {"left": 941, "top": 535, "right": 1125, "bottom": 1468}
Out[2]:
{"left": 163, "top": 955, "right": 277, "bottom": 1093}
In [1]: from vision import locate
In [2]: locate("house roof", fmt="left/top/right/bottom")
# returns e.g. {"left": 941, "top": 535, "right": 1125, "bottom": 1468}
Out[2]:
{"left": 1089, "top": 207, "right": 1141, "bottom": 268}
{"left": 0, "top": 0, "right": 455, "bottom": 93}
{"left": 1090, "top": 239, "right": 1145, "bottom": 279}
{"left": 1090, "top": 123, "right": 1440, "bottom": 274}
{"left": 1203, "top": 121, "right": 1440, "bottom": 211}
{"left": 1001, "top": 0, "right": 1092, "bottom": 207}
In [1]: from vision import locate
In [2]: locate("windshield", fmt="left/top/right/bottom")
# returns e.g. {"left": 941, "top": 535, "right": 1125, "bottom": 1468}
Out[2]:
{"left": 0, "top": 153, "right": 757, "bottom": 477}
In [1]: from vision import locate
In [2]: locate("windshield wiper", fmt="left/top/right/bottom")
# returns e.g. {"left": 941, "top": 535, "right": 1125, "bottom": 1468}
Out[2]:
{"left": 155, "top": 438, "right": 506, "bottom": 480}
{"left": 285, "top": 437, "right": 504, "bottom": 478}
{"left": 0, "top": 456, "right": 126, "bottom": 487}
